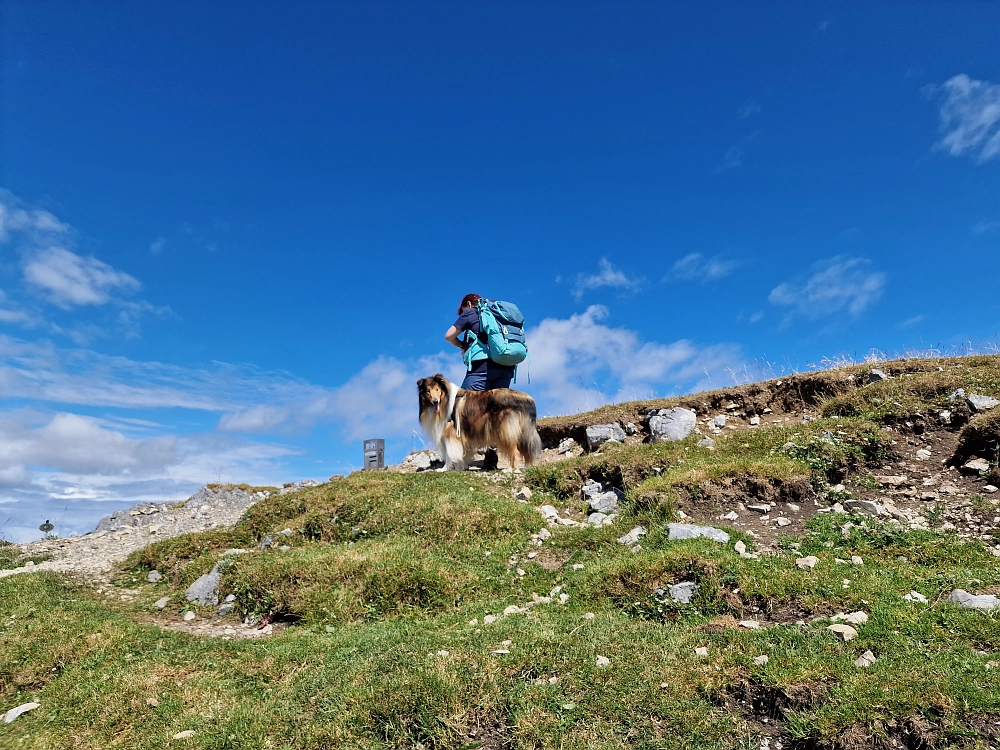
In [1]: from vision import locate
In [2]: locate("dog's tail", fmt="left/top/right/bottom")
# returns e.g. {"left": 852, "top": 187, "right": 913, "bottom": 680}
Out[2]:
{"left": 519, "top": 420, "right": 542, "bottom": 466}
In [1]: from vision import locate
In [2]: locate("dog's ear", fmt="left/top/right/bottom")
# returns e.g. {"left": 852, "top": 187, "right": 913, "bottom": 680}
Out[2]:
{"left": 417, "top": 377, "right": 427, "bottom": 390}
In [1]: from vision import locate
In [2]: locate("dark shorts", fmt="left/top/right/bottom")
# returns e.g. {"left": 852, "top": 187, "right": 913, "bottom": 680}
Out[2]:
{"left": 461, "top": 359, "right": 516, "bottom": 391}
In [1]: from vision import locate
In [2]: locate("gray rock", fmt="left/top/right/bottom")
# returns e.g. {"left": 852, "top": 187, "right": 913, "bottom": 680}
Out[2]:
{"left": 648, "top": 408, "right": 697, "bottom": 442}
{"left": 949, "top": 589, "right": 1000, "bottom": 610}
{"left": 259, "top": 534, "right": 275, "bottom": 550}
{"left": 557, "top": 437, "right": 578, "bottom": 454}
{"left": 185, "top": 563, "right": 221, "bottom": 606}
{"left": 868, "top": 369, "right": 888, "bottom": 383}
{"left": 539, "top": 505, "right": 559, "bottom": 519}
{"left": 94, "top": 484, "right": 262, "bottom": 533}
{"left": 962, "top": 457, "right": 991, "bottom": 474}
{"left": 617, "top": 526, "right": 646, "bottom": 545}
{"left": 587, "top": 512, "right": 608, "bottom": 526}
{"left": 586, "top": 423, "right": 626, "bottom": 449}
{"left": 948, "top": 388, "right": 966, "bottom": 403}
{"left": 844, "top": 499, "right": 886, "bottom": 517}
{"left": 712, "top": 415, "right": 727, "bottom": 428}
{"left": 216, "top": 603, "right": 235, "bottom": 617}
{"left": 225, "top": 593, "right": 236, "bottom": 603}
{"left": 625, "top": 422, "right": 638, "bottom": 435}
{"left": 749, "top": 416, "right": 760, "bottom": 426}
{"left": 147, "top": 570, "right": 162, "bottom": 583}
{"left": 589, "top": 489, "right": 622, "bottom": 514}
{"left": 154, "top": 596, "right": 171, "bottom": 609}
{"left": 581, "top": 480, "right": 603, "bottom": 502}
{"left": 697, "top": 437, "right": 716, "bottom": 448}
{"left": 854, "top": 650, "right": 877, "bottom": 668}
{"left": 967, "top": 394, "right": 1000, "bottom": 413}
{"left": 667, "top": 523, "right": 729, "bottom": 543}
{"left": 667, "top": 581, "right": 698, "bottom": 604}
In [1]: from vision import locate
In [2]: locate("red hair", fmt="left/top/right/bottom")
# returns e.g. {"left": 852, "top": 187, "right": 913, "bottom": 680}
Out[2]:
{"left": 457, "top": 293, "right": 482, "bottom": 315}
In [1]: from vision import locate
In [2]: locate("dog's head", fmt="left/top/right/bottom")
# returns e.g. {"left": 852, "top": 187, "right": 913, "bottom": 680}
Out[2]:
{"left": 417, "top": 374, "right": 450, "bottom": 416}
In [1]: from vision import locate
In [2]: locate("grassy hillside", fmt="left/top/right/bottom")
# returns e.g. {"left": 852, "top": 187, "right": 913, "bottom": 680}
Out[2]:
{"left": 3, "top": 356, "right": 1000, "bottom": 749}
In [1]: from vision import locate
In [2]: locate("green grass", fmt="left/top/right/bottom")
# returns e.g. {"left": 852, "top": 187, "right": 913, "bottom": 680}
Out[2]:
{"left": 4, "top": 357, "right": 1000, "bottom": 749}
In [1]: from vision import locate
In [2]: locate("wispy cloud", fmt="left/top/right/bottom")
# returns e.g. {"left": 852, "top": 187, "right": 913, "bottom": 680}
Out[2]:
{"left": 898, "top": 315, "right": 926, "bottom": 330}
{"left": 23, "top": 247, "right": 141, "bottom": 308}
{"left": 572, "top": 258, "right": 642, "bottom": 300}
{"left": 925, "top": 74, "right": 1000, "bottom": 163}
{"left": 525, "top": 305, "right": 740, "bottom": 415}
{"left": 737, "top": 101, "right": 761, "bottom": 120}
{"left": 972, "top": 220, "right": 1000, "bottom": 235}
{"left": 666, "top": 253, "right": 739, "bottom": 283}
{"left": 769, "top": 257, "right": 885, "bottom": 319}
{"left": 150, "top": 237, "right": 167, "bottom": 254}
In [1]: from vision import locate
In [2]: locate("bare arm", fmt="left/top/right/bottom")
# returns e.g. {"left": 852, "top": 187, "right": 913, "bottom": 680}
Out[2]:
{"left": 445, "top": 325, "right": 466, "bottom": 350}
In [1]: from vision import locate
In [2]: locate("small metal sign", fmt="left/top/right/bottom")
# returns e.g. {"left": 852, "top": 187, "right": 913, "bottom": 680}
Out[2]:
{"left": 39, "top": 520, "right": 54, "bottom": 533}
{"left": 363, "top": 438, "right": 385, "bottom": 470}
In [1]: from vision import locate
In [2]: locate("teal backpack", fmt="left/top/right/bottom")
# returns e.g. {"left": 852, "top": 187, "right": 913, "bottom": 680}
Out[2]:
{"left": 476, "top": 299, "right": 528, "bottom": 367}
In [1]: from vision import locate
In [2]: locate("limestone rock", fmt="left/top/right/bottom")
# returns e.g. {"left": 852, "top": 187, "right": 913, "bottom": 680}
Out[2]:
{"left": 586, "top": 423, "right": 626, "bottom": 449}
{"left": 589, "top": 489, "right": 623, "bottom": 514}
{"left": 949, "top": 589, "right": 1000, "bottom": 610}
{"left": 617, "top": 526, "right": 646, "bottom": 546}
{"left": 962, "top": 457, "right": 991, "bottom": 474}
{"left": 4, "top": 702, "right": 40, "bottom": 724}
{"left": 753, "top": 655, "right": 769, "bottom": 666}
{"left": 665, "top": 581, "right": 698, "bottom": 603}
{"left": 147, "top": 570, "right": 162, "bottom": 583}
{"left": 185, "top": 563, "right": 222, "bottom": 606}
{"left": 796, "top": 555, "right": 819, "bottom": 569}
{"left": 854, "top": 650, "right": 877, "bottom": 667}
{"left": 667, "top": 523, "right": 729, "bottom": 543}
{"left": 967, "top": 394, "right": 1000, "bottom": 413}
{"left": 827, "top": 623, "right": 858, "bottom": 641}
{"left": 844, "top": 499, "right": 886, "bottom": 517}
{"left": 868, "top": 369, "right": 888, "bottom": 383}
{"left": 647, "top": 408, "right": 697, "bottom": 442}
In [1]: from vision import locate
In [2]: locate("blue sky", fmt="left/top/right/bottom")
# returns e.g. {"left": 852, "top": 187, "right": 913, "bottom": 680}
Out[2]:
{"left": 1, "top": 2, "right": 999, "bottom": 541}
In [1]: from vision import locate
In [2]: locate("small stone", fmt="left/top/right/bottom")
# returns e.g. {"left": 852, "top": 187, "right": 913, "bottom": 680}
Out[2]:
{"left": 154, "top": 596, "right": 171, "bottom": 609}
{"left": 538, "top": 528, "right": 551, "bottom": 541}
{"left": 589, "top": 489, "right": 622, "bottom": 514}
{"left": 749, "top": 416, "right": 760, "bottom": 426}
{"left": 216, "top": 603, "right": 234, "bottom": 616}
{"left": 739, "top": 620, "right": 761, "bottom": 629}
{"left": 833, "top": 611, "right": 869, "bottom": 626}
{"left": 617, "top": 526, "right": 647, "bottom": 546}
{"left": 538, "top": 505, "right": 559, "bottom": 519}
{"left": 172, "top": 730, "right": 196, "bottom": 739}
{"left": 483, "top": 615, "right": 497, "bottom": 625}
{"left": 876, "top": 475, "right": 908, "bottom": 486}
{"left": 962, "top": 458, "right": 991, "bottom": 474}
{"left": 904, "top": 591, "right": 928, "bottom": 604}
{"left": 753, "top": 655, "right": 769, "bottom": 666}
{"left": 851, "top": 556, "right": 864, "bottom": 565}
{"left": 985, "top": 485, "right": 998, "bottom": 494}
{"left": 967, "top": 394, "right": 1000, "bottom": 413}
{"left": 469, "top": 619, "right": 478, "bottom": 626}
{"left": 586, "top": 423, "right": 626, "bottom": 449}
{"left": 667, "top": 523, "right": 729, "bottom": 543}
{"left": 557, "top": 437, "right": 579, "bottom": 454}
{"left": 774, "top": 517, "right": 792, "bottom": 527}
{"left": 225, "top": 594, "right": 236, "bottom": 602}
{"left": 796, "top": 556, "right": 819, "bottom": 569}
{"left": 694, "top": 646, "right": 709, "bottom": 657}
{"left": 844, "top": 499, "right": 885, "bottom": 517}
{"left": 516, "top": 568, "right": 526, "bottom": 577}
{"left": 595, "top": 655, "right": 611, "bottom": 668}
{"left": 3, "top": 702, "right": 40, "bottom": 724}
{"left": 625, "top": 422, "right": 638, "bottom": 435}
{"left": 697, "top": 438, "right": 716, "bottom": 449}
{"left": 747, "top": 504, "right": 771, "bottom": 514}
{"left": 147, "top": 570, "right": 162, "bottom": 583}
{"left": 572, "top": 563, "right": 585, "bottom": 571}
{"left": 827, "top": 623, "right": 858, "bottom": 641}
{"left": 949, "top": 589, "right": 1000, "bottom": 610}
{"left": 515, "top": 487, "right": 533, "bottom": 501}
{"left": 559, "top": 593, "right": 569, "bottom": 604}
{"left": 667, "top": 581, "right": 698, "bottom": 603}
{"left": 854, "top": 650, "right": 877, "bottom": 668}
{"left": 583, "top": 612, "right": 595, "bottom": 620}
{"left": 185, "top": 564, "right": 221, "bottom": 606}
{"left": 503, "top": 605, "right": 523, "bottom": 615}
{"left": 436, "top": 649, "right": 450, "bottom": 657}
{"left": 724, "top": 510, "right": 739, "bottom": 520}
{"left": 146, "top": 697, "right": 159, "bottom": 707}
{"left": 868, "top": 369, "right": 888, "bottom": 383}
{"left": 587, "top": 512, "right": 608, "bottom": 526}
{"left": 916, "top": 449, "right": 932, "bottom": 460}
{"left": 183, "top": 610, "right": 196, "bottom": 621}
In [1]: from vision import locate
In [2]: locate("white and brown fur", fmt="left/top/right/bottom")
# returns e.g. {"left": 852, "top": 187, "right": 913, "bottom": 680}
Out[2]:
{"left": 417, "top": 373, "right": 542, "bottom": 471}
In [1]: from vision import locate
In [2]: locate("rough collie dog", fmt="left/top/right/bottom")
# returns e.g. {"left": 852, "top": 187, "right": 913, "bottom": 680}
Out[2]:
{"left": 417, "top": 374, "right": 542, "bottom": 471}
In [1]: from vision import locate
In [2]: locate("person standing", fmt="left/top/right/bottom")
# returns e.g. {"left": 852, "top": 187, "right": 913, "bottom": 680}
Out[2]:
{"left": 445, "top": 293, "right": 516, "bottom": 391}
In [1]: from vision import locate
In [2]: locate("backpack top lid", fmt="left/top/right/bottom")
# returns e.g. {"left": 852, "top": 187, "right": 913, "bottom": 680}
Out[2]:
{"left": 480, "top": 299, "right": 524, "bottom": 328}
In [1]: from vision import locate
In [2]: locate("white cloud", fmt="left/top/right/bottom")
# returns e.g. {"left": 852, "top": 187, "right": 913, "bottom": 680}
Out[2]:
{"left": 737, "top": 101, "right": 761, "bottom": 120}
{"left": 667, "top": 253, "right": 739, "bottom": 283}
{"left": 150, "top": 237, "right": 167, "bottom": 254}
{"left": 972, "top": 220, "right": 1000, "bottom": 235}
{"left": 523, "top": 306, "right": 741, "bottom": 415}
{"left": 23, "top": 247, "right": 141, "bottom": 308}
{"left": 769, "top": 257, "right": 885, "bottom": 319}
{"left": 927, "top": 74, "right": 1000, "bottom": 163}
{"left": 572, "top": 258, "right": 642, "bottom": 299}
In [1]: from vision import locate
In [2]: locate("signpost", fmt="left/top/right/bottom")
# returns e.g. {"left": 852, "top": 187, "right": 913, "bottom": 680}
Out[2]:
{"left": 363, "top": 439, "right": 385, "bottom": 470}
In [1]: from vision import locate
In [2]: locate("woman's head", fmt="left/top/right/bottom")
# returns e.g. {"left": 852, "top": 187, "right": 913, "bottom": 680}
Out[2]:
{"left": 457, "top": 293, "right": 482, "bottom": 315}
